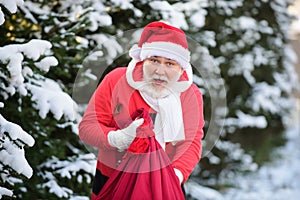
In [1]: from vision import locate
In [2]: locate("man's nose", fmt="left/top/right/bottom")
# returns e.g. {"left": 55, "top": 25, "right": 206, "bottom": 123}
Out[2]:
{"left": 154, "top": 64, "right": 166, "bottom": 75}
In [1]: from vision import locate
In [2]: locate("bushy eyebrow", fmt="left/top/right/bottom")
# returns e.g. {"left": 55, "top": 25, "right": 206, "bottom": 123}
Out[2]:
{"left": 150, "top": 56, "right": 175, "bottom": 61}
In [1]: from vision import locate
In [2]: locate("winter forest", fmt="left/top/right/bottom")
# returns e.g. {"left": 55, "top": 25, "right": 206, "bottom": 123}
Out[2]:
{"left": 1, "top": 0, "right": 300, "bottom": 199}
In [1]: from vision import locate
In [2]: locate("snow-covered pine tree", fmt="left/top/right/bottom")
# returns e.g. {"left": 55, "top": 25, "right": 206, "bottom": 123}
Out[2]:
{"left": 196, "top": 0, "right": 299, "bottom": 183}
{"left": 0, "top": 0, "right": 100, "bottom": 199}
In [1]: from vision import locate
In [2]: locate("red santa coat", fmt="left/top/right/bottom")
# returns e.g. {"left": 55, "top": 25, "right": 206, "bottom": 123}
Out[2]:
{"left": 79, "top": 66, "right": 204, "bottom": 183}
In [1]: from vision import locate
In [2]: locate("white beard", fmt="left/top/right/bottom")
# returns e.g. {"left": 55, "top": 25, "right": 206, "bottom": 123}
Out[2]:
{"left": 139, "top": 83, "right": 172, "bottom": 98}
{"left": 140, "top": 75, "right": 182, "bottom": 99}
{"left": 141, "top": 66, "right": 182, "bottom": 98}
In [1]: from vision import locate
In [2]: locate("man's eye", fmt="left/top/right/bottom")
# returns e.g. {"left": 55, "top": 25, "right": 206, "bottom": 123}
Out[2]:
{"left": 150, "top": 59, "right": 158, "bottom": 63}
{"left": 167, "top": 62, "right": 174, "bottom": 66}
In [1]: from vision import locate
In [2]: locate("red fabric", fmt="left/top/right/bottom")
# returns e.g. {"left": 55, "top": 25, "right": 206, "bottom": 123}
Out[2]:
{"left": 126, "top": 108, "right": 154, "bottom": 154}
{"left": 137, "top": 21, "right": 188, "bottom": 49}
{"left": 95, "top": 109, "right": 185, "bottom": 200}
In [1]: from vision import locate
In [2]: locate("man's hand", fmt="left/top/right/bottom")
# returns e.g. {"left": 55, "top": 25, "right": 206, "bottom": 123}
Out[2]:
{"left": 108, "top": 118, "right": 144, "bottom": 151}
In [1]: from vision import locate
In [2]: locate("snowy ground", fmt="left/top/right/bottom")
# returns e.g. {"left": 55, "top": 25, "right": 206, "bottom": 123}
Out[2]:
{"left": 186, "top": 99, "right": 300, "bottom": 200}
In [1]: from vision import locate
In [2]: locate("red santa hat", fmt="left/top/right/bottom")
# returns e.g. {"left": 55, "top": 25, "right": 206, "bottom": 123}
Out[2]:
{"left": 129, "top": 21, "right": 191, "bottom": 69}
{"left": 127, "top": 21, "right": 193, "bottom": 93}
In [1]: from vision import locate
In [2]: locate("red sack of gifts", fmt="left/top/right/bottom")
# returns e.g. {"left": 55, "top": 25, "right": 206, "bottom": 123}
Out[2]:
{"left": 95, "top": 108, "right": 185, "bottom": 200}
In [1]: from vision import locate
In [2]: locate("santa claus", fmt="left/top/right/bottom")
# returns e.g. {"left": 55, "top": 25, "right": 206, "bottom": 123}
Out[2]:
{"left": 79, "top": 21, "right": 205, "bottom": 199}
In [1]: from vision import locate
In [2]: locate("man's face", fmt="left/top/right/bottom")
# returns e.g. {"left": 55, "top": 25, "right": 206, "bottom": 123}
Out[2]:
{"left": 142, "top": 56, "right": 183, "bottom": 98}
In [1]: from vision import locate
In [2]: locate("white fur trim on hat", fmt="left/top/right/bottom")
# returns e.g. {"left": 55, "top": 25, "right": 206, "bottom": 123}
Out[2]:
{"left": 140, "top": 42, "right": 190, "bottom": 69}
{"left": 129, "top": 44, "right": 141, "bottom": 60}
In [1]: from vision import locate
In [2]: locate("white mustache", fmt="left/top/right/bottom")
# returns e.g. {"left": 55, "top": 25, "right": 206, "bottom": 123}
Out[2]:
{"left": 150, "top": 75, "right": 169, "bottom": 82}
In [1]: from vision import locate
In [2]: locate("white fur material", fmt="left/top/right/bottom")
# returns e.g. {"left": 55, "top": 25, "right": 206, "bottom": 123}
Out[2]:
{"left": 140, "top": 91, "right": 185, "bottom": 146}
{"left": 140, "top": 42, "right": 190, "bottom": 69}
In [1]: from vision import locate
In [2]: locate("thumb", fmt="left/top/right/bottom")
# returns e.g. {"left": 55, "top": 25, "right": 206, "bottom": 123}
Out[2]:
{"left": 123, "top": 118, "right": 145, "bottom": 137}
{"left": 131, "top": 118, "right": 144, "bottom": 128}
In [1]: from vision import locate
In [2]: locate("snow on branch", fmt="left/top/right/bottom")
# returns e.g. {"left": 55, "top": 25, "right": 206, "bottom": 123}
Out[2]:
{"left": 149, "top": 1, "right": 188, "bottom": 29}
{"left": 0, "top": 0, "right": 24, "bottom": 25}
{"left": 37, "top": 154, "right": 96, "bottom": 198}
{"left": 26, "top": 77, "right": 79, "bottom": 121}
{"left": 40, "top": 154, "right": 96, "bottom": 180}
{"left": 0, "top": 39, "right": 58, "bottom": 98}
{"left": 0, "top": 114, "right": 34, "bottom": 178}
{"left": 0, "top": 186, "right": 13, "bottom": 199}
{"left": 0, "top": 39, "right": 80, "bottom": 122}
{"left": 39, "top": 179, "right": 73, "bottom": 199}
{"left": 247, "top": 82, "right": 285, "bottom": 114}
{"left": 224, "top": 110, "right": 267, "bottom": 131}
